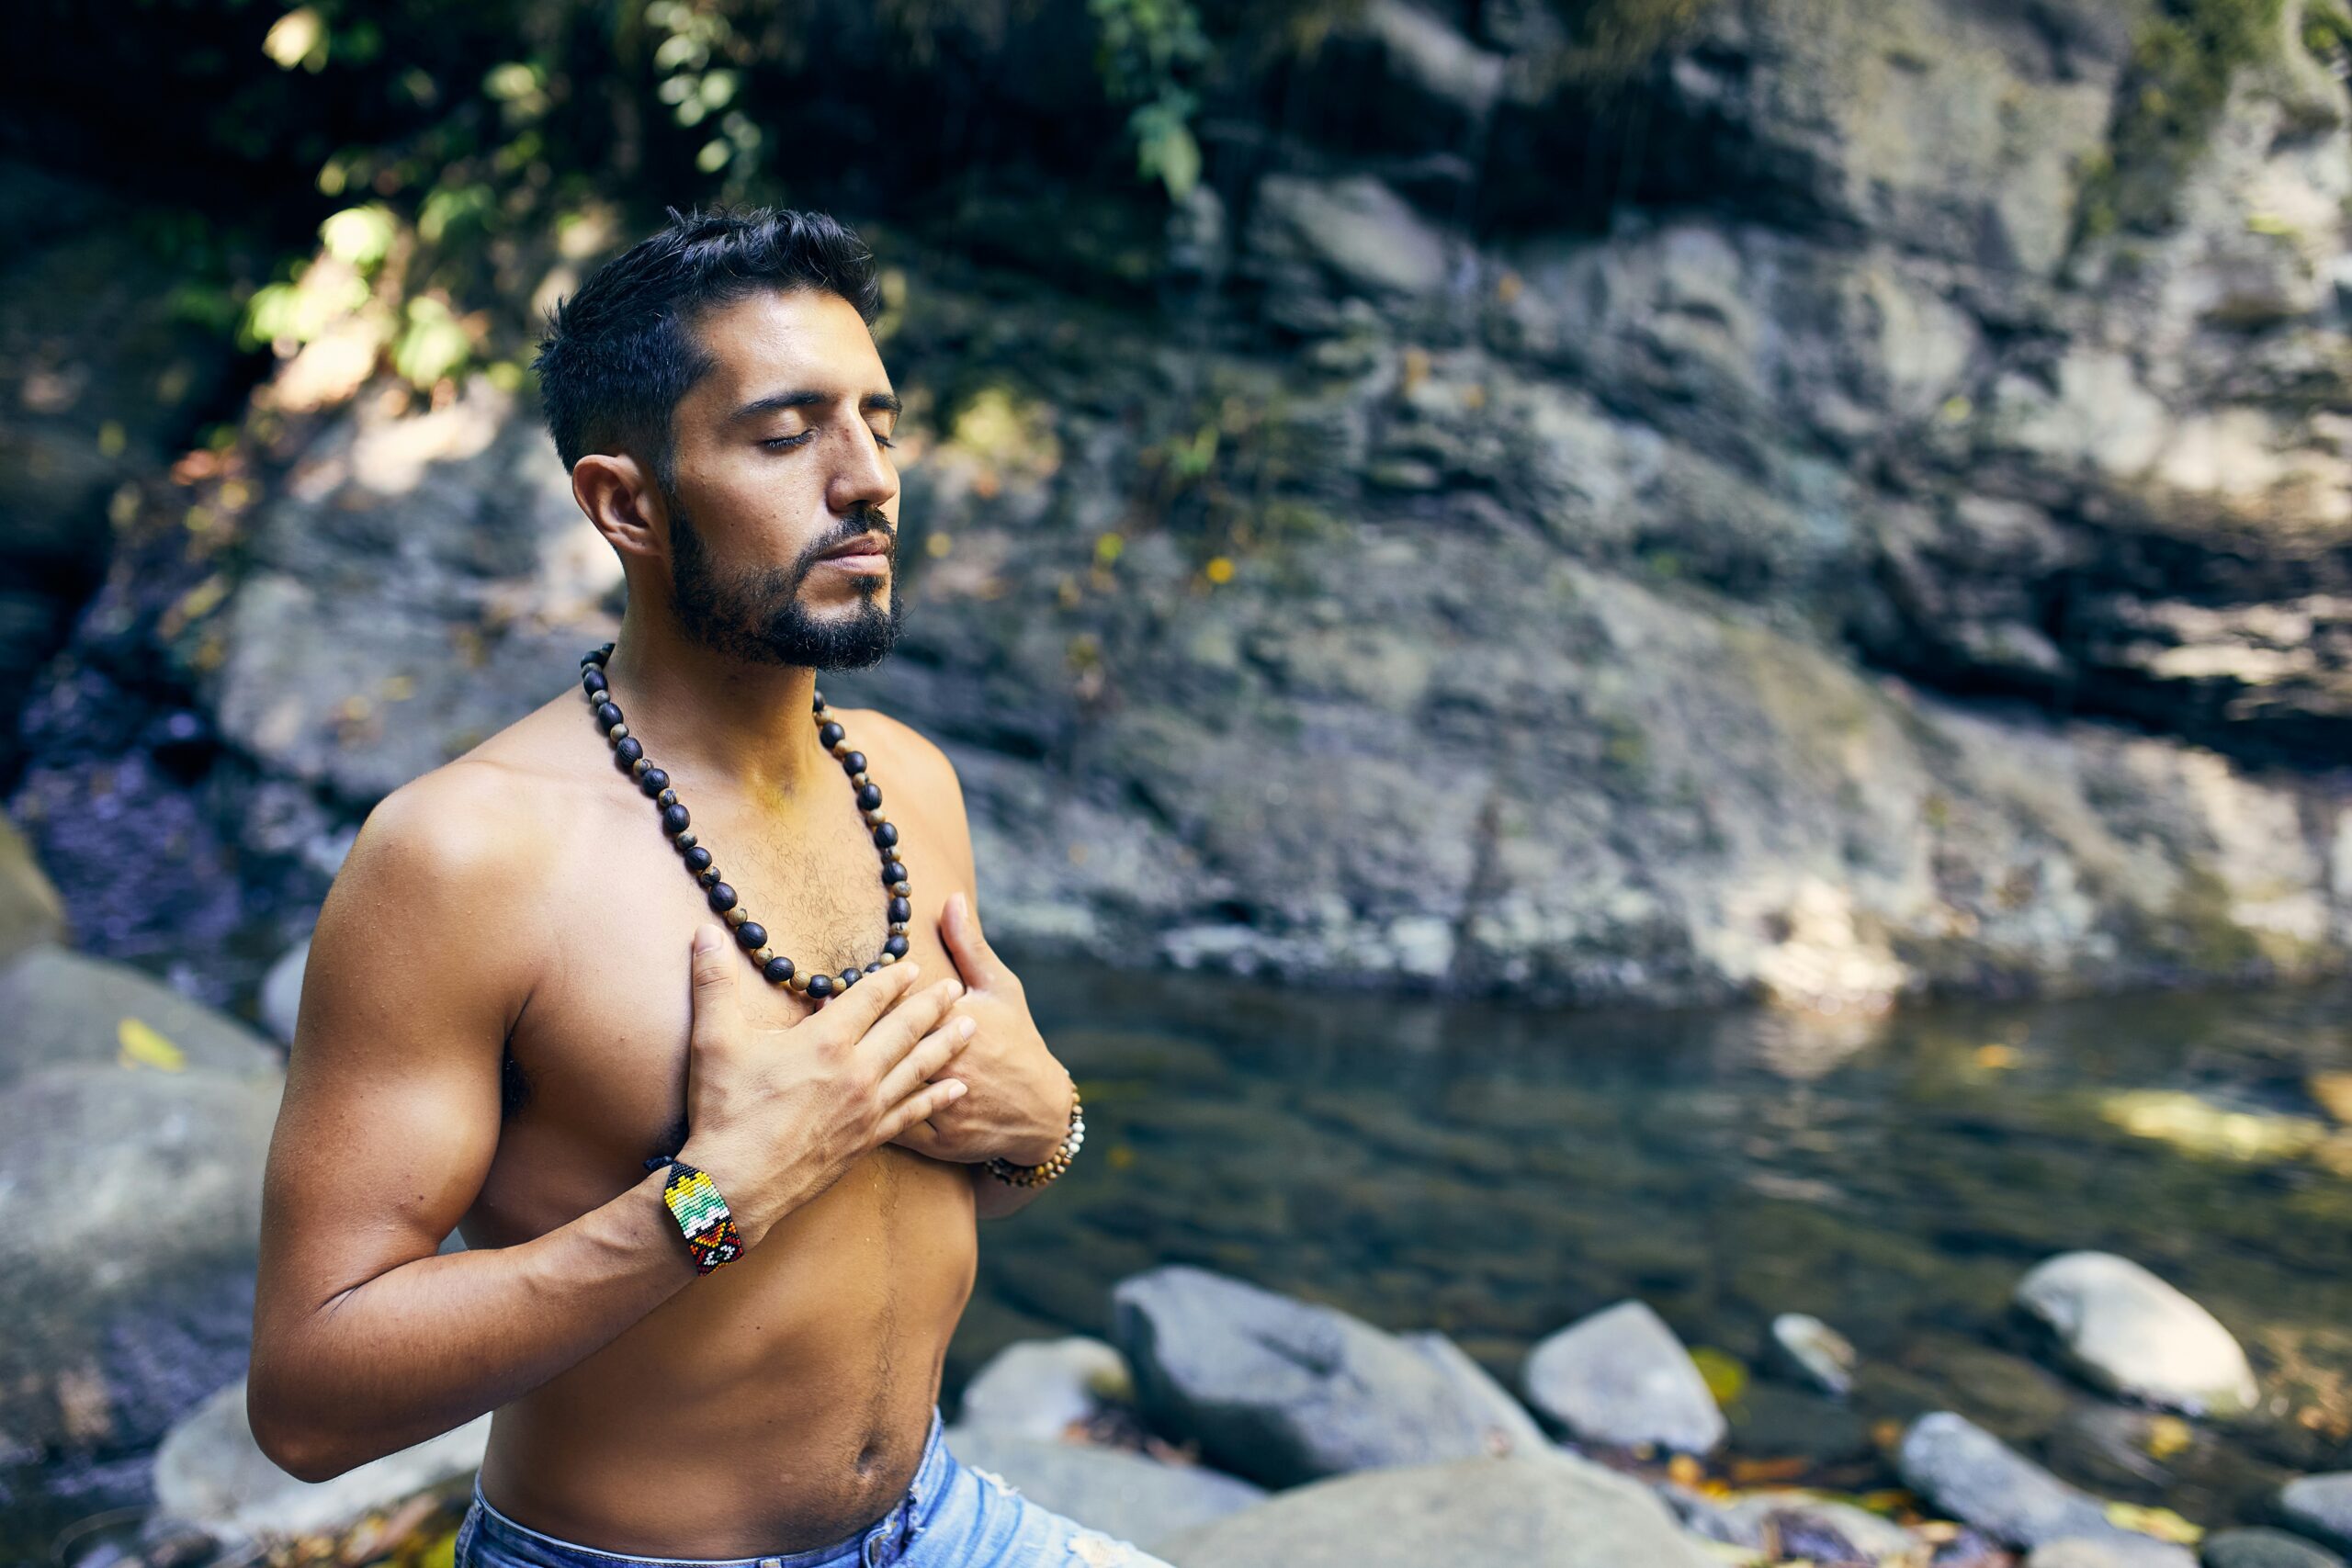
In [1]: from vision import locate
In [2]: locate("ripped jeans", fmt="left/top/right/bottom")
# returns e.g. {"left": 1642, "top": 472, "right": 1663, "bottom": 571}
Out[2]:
{"left": 453, "top": 1405, "right": 1178, "bottom": 1568}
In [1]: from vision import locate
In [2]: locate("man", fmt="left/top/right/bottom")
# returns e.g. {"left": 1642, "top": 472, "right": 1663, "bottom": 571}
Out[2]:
{"left": 246, "top": 208, "right": 1173, "bottom": 1568}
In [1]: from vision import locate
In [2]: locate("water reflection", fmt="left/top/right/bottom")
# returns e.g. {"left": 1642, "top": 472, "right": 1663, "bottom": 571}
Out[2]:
{"left": 960, "top": 958, "right": 2352, "bottom": 1521}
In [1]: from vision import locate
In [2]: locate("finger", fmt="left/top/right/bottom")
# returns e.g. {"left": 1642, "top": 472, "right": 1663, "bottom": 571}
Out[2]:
{"left": 793, "top": 955, "right": 921, "bottom": 1042}
{"left": 850, "top": 976, "right": 965, "bottom": 1076}
{"left": 890, "top": 1118, "right": 948, "bottom": 1157}
{"left": 876, "top": 1012, "right": 978, "bottom": 1108}
{"left": 686, "top": 924, "right": 745, "bottom": 1052}
{"left": 878, "top": 1077, "right": 968, "bottom": 1145}
{"left": 941, "top": 890, "right": 1008, "bottom": 991}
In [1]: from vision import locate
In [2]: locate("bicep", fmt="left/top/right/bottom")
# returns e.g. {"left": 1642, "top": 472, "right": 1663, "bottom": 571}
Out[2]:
{"left": 254, "top": 777, "right": 538, "bottom": 1333}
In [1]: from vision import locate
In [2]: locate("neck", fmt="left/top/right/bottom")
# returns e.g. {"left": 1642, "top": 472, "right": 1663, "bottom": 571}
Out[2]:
{"left": 596, "top": 598, "right": 837, "bottom": 806}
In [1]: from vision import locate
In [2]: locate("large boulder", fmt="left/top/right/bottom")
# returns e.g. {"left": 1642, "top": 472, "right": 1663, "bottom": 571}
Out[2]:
{"left": 0, "top": 944, "right": 284, "bottom": 1456}
{"left": 153, "top": 1375, "right": 488, "bottom": 1541}
{"left": 956, "top": 1335, "right": 1133, "bottom": 1439}
{"left": 2014, "top": 1251, "right": 2260, "bottom": 1416}
{"left": 1110, "top": 1265, "right": 1549, "bottom": 1488}
{"left": 2280, "top": 1474, "right": 2352, "bottom": 1554}
{"left": 939, "top": 1426, "right": 1264, "bottom": 1551}
{"left": 1520, "top": 1299, "right": 1725, "bottom": 1453}
{"left": 1152, "top": 1445, "right": 1718, "bottom": 1568}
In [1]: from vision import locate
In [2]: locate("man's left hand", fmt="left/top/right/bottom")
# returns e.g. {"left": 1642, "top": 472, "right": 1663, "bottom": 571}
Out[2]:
{"left": 887, "top": 890, "right": 1070, "bottom": 1165}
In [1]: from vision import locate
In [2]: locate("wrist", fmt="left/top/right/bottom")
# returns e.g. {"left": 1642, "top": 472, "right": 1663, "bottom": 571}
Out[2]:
{"left": 664, "top": 1142, "right": 767, "bottom": 1256}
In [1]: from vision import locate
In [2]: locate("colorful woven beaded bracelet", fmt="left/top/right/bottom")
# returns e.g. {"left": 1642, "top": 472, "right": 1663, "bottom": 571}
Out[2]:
{"left": 642, "top": 1153, "right": 746, "bottom": 1273}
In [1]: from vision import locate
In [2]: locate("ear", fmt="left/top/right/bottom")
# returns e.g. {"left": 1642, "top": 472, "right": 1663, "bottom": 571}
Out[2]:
{"left": 571, "top": 452, "right": 667, "bottom": 567}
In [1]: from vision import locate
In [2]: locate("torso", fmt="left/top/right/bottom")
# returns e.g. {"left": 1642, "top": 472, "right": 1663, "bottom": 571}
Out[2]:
{"left": 455, "top": 687, "right": 978, "bottom": 1557}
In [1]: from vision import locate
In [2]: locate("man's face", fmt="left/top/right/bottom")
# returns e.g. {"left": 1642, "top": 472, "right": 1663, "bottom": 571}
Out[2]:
{"left": 658, "top": 286, "right": 905, "bottom": 670}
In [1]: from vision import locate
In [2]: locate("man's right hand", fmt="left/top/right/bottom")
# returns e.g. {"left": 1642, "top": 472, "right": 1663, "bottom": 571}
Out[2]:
{"left": 675, "top": 927, "right": 975, "bottom": 1248}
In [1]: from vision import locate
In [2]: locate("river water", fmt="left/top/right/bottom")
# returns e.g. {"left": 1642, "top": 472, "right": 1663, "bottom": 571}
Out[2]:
{"left": 961, "top": 960, "right": 2352, "bottom": 1526}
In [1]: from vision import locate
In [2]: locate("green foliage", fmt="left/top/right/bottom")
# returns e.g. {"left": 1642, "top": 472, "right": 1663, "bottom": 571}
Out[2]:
{"left": 2307, "top": 0, "right": 2352, "bottom": 62}
{"left": 1090, "top": 0, "right": 1211, "bottom": 198}
{"left": 2077, "top": 0, "right": 2288, "bottom": 241}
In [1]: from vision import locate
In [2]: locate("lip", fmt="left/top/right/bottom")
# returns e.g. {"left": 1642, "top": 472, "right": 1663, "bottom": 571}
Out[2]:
{"left": 816, "top": 532, "right": 891, "bottom": 570}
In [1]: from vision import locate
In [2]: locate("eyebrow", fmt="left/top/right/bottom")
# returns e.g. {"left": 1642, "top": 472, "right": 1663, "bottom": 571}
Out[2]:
{"left": 729, "top": 389, "right": 902, "bottom": 422}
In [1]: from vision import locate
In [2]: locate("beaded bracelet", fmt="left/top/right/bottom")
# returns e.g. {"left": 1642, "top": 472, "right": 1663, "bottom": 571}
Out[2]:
{"left": 642, "top": 1153, "right": 745, "bottom": 1273}
{"left": 981, "top": 1078, "right": 1086, "bottom": 1188}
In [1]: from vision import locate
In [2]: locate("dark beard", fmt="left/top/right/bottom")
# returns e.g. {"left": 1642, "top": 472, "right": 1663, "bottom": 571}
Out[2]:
{"left": 666, "top": 494, "right": 906, "bottom": 671}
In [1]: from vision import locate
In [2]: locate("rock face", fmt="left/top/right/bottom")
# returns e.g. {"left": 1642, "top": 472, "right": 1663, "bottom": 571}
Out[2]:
{"left": 937, "top": 1425, "right": 1264, "bottom": 1552}
{"left": 13, "top": 0, "right": 2352, "bottom": 1013}
{"left": 1151, "top": 1446, "right": 1719, "bottom": 1568}
{"left": 1520, "top": 1299, "right": 1726, "bottom": 1453}
{"left": 1109, "top": 1265, "right": 1549, "bottom": 1487}
{"left": 2281, "top": 1474, "right": 2352, "bottom": 1553}
{"left": 2013, "top": 1251, "right": 2260, "bottom": 1416}
{"left": 0, "top": 943, "right": 284, "bottom": 1458}
{"left": 152, "top": 1376, "right": 488, "bottom": 1541}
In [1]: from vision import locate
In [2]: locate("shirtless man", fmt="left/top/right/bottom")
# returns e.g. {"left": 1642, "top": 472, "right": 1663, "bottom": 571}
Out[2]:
{"left": 245, "top": 208, "right": 1171, "bottom": 1568}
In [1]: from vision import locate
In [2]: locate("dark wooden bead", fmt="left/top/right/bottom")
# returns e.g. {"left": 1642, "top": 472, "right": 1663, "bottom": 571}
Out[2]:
{"left": 882, "top": 860, "right": 908, "bottom": 885}
{"left": 582, "top": 669, "right": 607, "bottom": 694}
{"left": 582, "top": 647, "right": 609, "bottom": 667}
{"left": 684, "top": 846, "right": 713, "bottom": 872}
{"left": 615, "top": 738, "right": 643, "bottom": 765}
{"left": 811, "top": 691, "right": 826, "bottom": 710}
{"left": 839, "top": 968, "right": 860, "bottom": 988}
{"left": 595, "top": 702, "right": 623, "bottom": 728}
{"left": 865, "top": 961, "right": 881, "bottom": 973}
{"left": 662, "top": 804, "right": 691, "bottom": 835}
{"left": 763, "top": 954, "right": 796, "bottom": 984}
{"left": 806, "top": 972, "right": 834, "bottom": 998}
{"left": 857, "top": 784, "right": 883, "bottom": 809}
{"left": 873, "top": 822, "right": 899, "bottom": 849}
{"left": 736, "top": 921, "right": 766, "bottom": 950}
{"left": 707, "top": 882, "right": 737, "bottom": 912}
{"left": 884, "top": 934, "right": 910, "bottom": 958}
{"left": 639, "top": 768, "right": 668, "bottom": 795}
{"left": 819, "top": 721, "right": 845, "bottom": 748}
{"left": 841, "top": 750, "right": 866, "bottom": 774}
{"left": 888, "top": 896, "right": 910, "bottom": 922}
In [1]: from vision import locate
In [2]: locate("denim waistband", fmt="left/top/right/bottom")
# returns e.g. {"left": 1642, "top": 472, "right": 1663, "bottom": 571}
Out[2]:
{"left": 468, "top": 1404, "right": 949, "bottom": 1568}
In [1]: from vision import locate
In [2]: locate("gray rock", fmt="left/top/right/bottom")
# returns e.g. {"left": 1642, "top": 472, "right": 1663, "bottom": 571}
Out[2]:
{"left": 1695, "top": 1490, "right": 1926, "bottom": 1564}
{"left": 2015, "top": 1251, "right": 2259, "bottom": 1417}
{"left": 940, "top": 1425, "right": 1263, "bottom": 1551}
{"left": 2281, "top": 1474, "right": 2352, "bottom": 1553}
{"left": 2026, "top": 1537, "right": 2199, "bottom": 1568}
{"left": 956, "top": 1336, "right": 1132, "bottom": 1439}
{"left": 1396, "top": 1330, "right": 1553, "bottom": 1457}
{"left": 1895, "top": 1412, "right": 2115, "bottom": 1549}
{"left": 259, "top": 938, "right": 310, "bottom": 1047}
{"left": 1770, "top": 1312, "right": 1858, "bottom": 1397}
{"left": 0, "top": 812, "right": 66, "bottom": 964}
{"left": 2202, "top": 1527, "right": 2346, "bottom": 1568}
{"left": 1521, "top": 1299, "right": 1725, "bottom": 1453}
{"left": 153, "top": 1375, "right": 488, "bottom": 1540}
{"left": 1153, "top": 1445, "right": 1716, "bottom": 1567}
{"left": 1110, "top": 1264, "right": 1550, "bottom": 1488}
{"left": 1, "top": 942, "right": 280, "bottom": 1085}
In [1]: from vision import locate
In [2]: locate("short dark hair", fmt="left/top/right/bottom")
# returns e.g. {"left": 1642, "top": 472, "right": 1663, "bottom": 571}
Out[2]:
{"left": 532, "top": 204, "right": 884, "bottom": 486}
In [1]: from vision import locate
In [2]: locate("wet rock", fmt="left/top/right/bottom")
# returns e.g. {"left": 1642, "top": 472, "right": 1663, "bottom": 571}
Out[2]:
{"left": 2025, "top": 1537, "right": 2199, "bottom": 1568}
{"left": 2280, "top": 1474, "right": 2352, "bottom": 1553}
{"left": 2201, "top": 1527, "right": 2346, "bottom": 1568}
{"left": 956, "top": 1336, "right": 1132, "bottom": 1439}
{"left": 2015, "top": 1251, "right": 2259, "bottom": 1417}
{"left": 152, "top": 1375, "right": 487, "bottom": 1540}
{"left": 1896, "top": 1412, "right": 2120, "bottom": 1549}
{"left": 1110, "top": 1264, "right": 1550, "bottom": 1488}
{"left": 1683, "top": 1488, "right": 1924, "bottom": 1565}
{"left": 1520, "top": 1299, "right": 1725, "bottom": 1453}
{"left": 1770, "top": 1312, "right": 1858, "bottom": 1397}
{"left": 1152, "top": 1446, "right": 1716, "bottom": 1567}
{"left": 939, "top": 1425, "right": 1264, "bottom": 1551}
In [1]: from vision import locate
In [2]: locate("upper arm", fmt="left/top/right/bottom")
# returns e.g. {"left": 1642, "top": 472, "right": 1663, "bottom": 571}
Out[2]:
{"left": 251, "top": 764, "right": 545, "bottom": 1374}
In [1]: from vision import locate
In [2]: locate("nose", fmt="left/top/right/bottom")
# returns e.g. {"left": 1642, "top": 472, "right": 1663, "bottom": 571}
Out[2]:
{"left": 827, "top": 415, "right": 899, "bottom": 521}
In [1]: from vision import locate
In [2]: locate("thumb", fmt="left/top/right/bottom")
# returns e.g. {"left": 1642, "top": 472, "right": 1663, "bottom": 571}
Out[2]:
{"left": 943, "top": 890, "right": 1005, "bottom": 989}
{"left": 687, "top": 924, "right": 743, "bottom": 1049}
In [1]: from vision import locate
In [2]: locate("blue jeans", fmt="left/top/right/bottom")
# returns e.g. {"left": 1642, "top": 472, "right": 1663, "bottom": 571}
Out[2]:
{"left": 454, "top": 1405, "right": 1178, "bottom": 1568}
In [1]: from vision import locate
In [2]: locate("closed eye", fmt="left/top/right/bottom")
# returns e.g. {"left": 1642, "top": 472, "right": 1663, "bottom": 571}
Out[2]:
{"left": 760, "top": 433, "right": 815, "bottom": 451}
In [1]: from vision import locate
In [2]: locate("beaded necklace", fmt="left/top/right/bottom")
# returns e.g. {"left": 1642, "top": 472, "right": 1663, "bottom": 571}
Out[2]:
{"left": 578, "top": 642, "right": 911, "bottom": 1001}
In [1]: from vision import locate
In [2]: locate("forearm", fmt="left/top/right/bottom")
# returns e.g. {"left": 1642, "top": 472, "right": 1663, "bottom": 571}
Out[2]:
{"left": 969, "top": 1163, "right": 1056, "bottom": 1219}
{"left": 254, "top": 1164, "right": 703, "bottom": 1482}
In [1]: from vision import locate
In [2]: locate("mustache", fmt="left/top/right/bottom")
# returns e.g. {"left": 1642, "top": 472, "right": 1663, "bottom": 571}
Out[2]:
{"left": 811, "top": 507, "right": 895, "bottom": 562}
